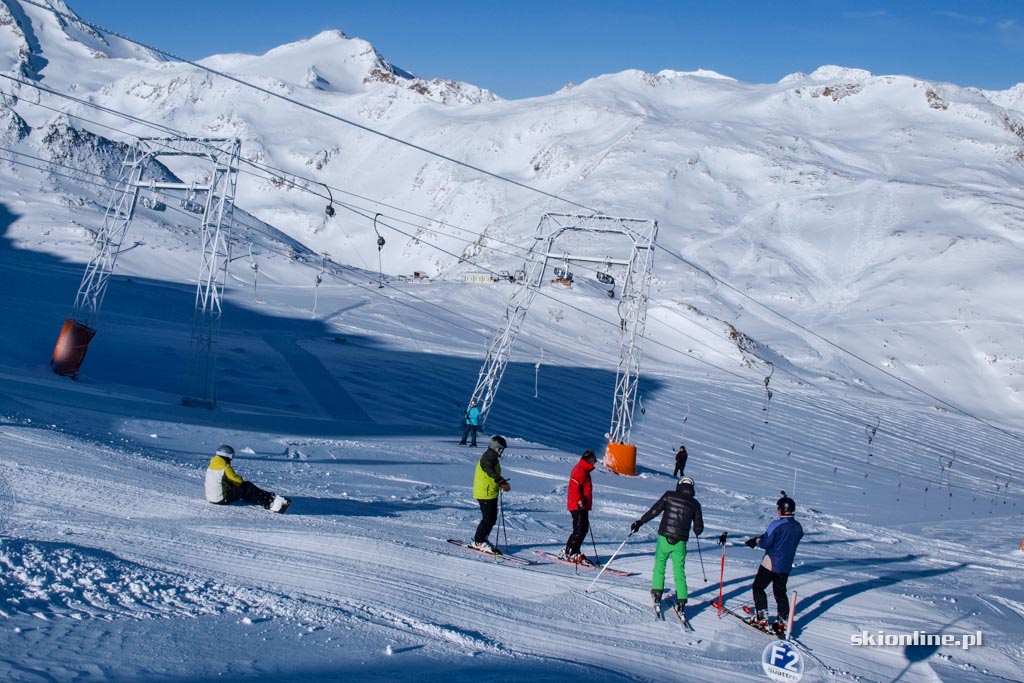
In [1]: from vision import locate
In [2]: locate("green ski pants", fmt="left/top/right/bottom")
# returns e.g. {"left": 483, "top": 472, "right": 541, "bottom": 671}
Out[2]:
{"left": 652, "top": 534, "right": 688, "bottom": 599}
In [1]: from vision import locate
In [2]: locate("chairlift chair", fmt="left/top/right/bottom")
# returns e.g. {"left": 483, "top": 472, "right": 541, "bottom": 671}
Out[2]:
{"left": 140, "top": 195, "right": 166, "bottom": 212}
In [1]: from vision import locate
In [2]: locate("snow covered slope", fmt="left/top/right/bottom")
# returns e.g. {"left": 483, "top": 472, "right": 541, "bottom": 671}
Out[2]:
{"left": 0, "top": 1, "right": 1023, "bottom": 681}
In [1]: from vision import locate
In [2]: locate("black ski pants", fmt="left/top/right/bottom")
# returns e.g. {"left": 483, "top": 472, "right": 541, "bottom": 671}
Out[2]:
{"left": 474, "top": 497, "right": 498, "bottom": 544}
{"left": 223, "top": 481, "right": 274, "bottom": 509}
{"left": 565, "top": 509, "right": 590, "bottom": 555}
{"left": 752, "top": 565, "right": 790, "bottom": 619}
{"left": 460, "top": 423, "right": 479, "bottom": 446}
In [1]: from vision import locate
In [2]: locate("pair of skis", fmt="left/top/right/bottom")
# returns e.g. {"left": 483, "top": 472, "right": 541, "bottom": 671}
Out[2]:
{"left": 653, "top": 593, "right": 694, "bottom": 631}
{"left": 446, "top": 539, "right": 532, "bottom": 566}
{"left": 712, "top": 597, "right": 812, "bottom": 656}
{"left": 446, "top": 540, "right": 635, "bottom": 576}
{"left": 533, "top": 550, "right": 634, "bottom": 577}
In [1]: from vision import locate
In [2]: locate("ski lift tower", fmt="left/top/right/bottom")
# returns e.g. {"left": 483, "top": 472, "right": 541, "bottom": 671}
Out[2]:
{"left": 468, "top": 212, "right": 658, "bottom": 475}
{"left": 51, "top": 136, "right": 241, "bottom": 408}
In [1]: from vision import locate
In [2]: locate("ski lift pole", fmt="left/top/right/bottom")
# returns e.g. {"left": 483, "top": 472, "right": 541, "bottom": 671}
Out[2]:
{"left": 534, "top": 348, "right": 544, "bottom": 398}
{"left": 312, "top": 252, "right": 328, "bottom": 317}
{"left": 321, "top": 182, "right": 336, "bottom": 217}
{"left": 373, "top": 213, "right": 385, "bottom": 288}
{"left": 248, "top": 244, "right": 258, "bottom": 293}
{"left": 586, "top": 532, "right": 632, "bottom": 593}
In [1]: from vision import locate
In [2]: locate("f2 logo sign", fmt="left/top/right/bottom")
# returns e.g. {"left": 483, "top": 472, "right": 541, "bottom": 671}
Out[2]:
{"left": 761, "top": 641, "right": 804, "bottom": 681}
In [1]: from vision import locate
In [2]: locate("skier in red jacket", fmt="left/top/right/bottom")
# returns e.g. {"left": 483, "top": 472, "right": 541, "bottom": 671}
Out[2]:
{"left": 561, "top": 449, "right": 597, "bottom": 565}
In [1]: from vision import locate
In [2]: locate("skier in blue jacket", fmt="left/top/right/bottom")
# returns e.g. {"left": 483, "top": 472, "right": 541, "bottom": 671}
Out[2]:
{"left": 459, "top": 401, "right": 481, "bottom": 447}
{"left": 745, "top": 492, "right": 803, "bottom": 635}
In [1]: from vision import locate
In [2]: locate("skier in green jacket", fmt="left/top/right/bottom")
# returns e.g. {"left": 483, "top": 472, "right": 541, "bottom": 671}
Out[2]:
{"left": 470, "top": 435, "right": 509, "bottom": 554}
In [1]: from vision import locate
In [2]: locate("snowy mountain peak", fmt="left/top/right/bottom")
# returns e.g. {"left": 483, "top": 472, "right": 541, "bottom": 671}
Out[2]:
{"left": 197, "top": 27, "right": 496, "bottom": 103}
{"left": 0, "top": 0, "right": 162, "bottom": 83}
{"left": 808, "top": 65, "right": 874, "bottom": 81}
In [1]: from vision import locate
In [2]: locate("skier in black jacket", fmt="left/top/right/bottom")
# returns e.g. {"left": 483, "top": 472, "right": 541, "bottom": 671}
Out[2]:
{"left": 631, "top": 476, "right": 704, "bottom": 617}
{"left": 672, "top": 443, "right": 688, "bottom": 478}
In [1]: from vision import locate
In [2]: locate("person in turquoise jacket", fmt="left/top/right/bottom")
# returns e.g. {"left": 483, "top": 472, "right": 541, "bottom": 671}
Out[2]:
{"left": 459, "top": 401, "right": 481, "bottom": 447}
{"left": 471, "top": 435, "right": 509, "bottom": 554}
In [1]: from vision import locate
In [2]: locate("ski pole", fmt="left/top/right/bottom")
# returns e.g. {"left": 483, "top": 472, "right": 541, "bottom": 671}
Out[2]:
{"left": 717, "top": 531, "right": 728, "bottom": 617}
{"left": 586, "top": 532, "right": 632, "bottom": 593}
{"left": 588, "top": 525, "right": 601, "bottom": 565}
{"left": 498, "top": 491, "right": 509, "bottom": 554}
{"left": 695, "top": 534, "right": 707, "bottom": 582}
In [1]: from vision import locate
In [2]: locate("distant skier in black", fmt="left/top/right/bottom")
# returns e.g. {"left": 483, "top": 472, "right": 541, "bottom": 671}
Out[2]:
{"left": 744, "top": 492, "right": 804, "bottom": 635}
{"left": 672, "top": 443, "right": 688, "bottom": 478}
{"left": 630, "top": 476, "right": 704, "bottom": 620}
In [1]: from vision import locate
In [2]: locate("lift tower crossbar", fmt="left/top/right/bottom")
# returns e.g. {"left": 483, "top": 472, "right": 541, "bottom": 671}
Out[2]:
{"left": 56, "top": 136, "right": 241, "bottom": 408}
{"left": 468, "top": 213, "right": 657, "bottom": 451}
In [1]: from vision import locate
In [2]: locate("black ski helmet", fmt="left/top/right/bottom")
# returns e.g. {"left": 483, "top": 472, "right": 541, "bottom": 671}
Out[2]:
{"left": 676, "top": 476, "right": 695, "bottom": 493}
{"left": 489, "top": 435, "right": 507, "bottom": 453}
{"left": 776, "top": 492, "right": 796, "bottom": 515}
{"left": 216, "top": 444, "right": 235, "bottom": 459}
{"left": 582, "top": 449, "right": 597, "bottom": 462}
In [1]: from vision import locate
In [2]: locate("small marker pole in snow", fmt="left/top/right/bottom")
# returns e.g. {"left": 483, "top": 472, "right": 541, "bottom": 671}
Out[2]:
{"left": 586, "top": 532, "right": 631, "bottom": 593}
{"left": 716, "top": 531, "right": 728, "bottom": 617}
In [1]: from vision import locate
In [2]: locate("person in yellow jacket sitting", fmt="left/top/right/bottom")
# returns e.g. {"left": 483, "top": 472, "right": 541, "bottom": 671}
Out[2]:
{"left": 205, "top": 445, "right": 289, "bottom": 513}
{"left": 470, "top": 435, "right": 509, "bottom": 554}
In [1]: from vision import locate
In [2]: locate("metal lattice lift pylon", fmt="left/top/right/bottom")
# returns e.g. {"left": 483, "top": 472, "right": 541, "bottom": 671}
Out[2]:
{"left": 467, "top": 212, "right": 658, "bottom": 474}
{"left": 51, "top": 136, "right": 241, "bottom": 409}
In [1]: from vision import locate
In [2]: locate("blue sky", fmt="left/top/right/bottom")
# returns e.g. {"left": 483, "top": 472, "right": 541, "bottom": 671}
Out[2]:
{"left": 71, "top": 1, "right": 1023, "bottom": 99}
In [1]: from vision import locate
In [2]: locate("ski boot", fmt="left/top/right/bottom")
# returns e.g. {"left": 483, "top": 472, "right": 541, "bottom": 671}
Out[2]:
{"left": 471, "top": 540, "right": 501, "bottom": 555}
{"left": 651, "top": 590, "right": 664, "bottom": 619}
{"left": 771, "top": 619, "right": 788, "bottom": 637}
{"left": 745, "top": 608, "right": 770, "bottom": 632}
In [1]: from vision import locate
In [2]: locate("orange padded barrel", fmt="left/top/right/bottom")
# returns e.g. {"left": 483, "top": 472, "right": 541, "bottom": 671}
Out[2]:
{"left": 51, "top": 318, "right": 96, "bottom": 379}
{"left": 605, "top": 442, "right": 637, "bottom": 476}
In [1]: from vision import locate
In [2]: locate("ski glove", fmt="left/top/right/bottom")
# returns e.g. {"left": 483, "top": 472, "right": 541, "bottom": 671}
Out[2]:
{"left": 630, "top": 520, "right": 641, "bottom": 533}
{"left": 716, "top": 532, "right": 728, "bottom": 546}
{"left": 499, "top": 479, "right": 511, "bottom": 492}
{"left": 745, "top": 537, "right": 758, "bottom": 548}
